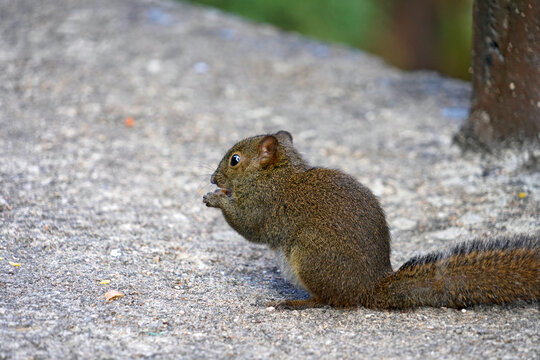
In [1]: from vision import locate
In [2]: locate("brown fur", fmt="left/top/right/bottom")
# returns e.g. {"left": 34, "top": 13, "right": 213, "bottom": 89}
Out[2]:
{"left": 203, "top": 131, "right": 540, "bottom": 310}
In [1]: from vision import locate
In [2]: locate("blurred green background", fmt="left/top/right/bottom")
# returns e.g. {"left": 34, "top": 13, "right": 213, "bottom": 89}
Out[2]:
{"left": 184, "top": 0, "right": 473, "bottom": 80}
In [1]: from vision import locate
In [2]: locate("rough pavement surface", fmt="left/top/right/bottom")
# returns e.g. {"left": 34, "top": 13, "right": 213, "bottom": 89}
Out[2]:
{"left": 1, "top": 0, "right": 538, "bottom": 359}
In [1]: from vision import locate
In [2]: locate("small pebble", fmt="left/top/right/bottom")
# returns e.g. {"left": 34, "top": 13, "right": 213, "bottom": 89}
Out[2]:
{"left": 194, "top": 62, "right": 209, "bottom": 74}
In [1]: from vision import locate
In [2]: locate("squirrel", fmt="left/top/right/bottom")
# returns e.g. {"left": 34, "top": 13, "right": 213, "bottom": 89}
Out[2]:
{"left": 203, "top": 130, "right": 540, "bottom": 310}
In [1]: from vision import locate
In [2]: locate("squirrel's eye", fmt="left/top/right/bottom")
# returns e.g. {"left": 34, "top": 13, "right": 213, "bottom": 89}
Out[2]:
{"left": 230, "top": 154, "right": 241, "bottom": 167}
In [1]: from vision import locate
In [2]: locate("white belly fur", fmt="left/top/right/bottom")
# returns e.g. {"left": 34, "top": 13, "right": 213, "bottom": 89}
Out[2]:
{"left": 273, "top": 248, "right": 306, "bottom": 290}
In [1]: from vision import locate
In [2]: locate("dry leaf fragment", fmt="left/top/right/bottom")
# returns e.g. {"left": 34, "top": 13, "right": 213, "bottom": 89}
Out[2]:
{"left": 16, "top": 327, "right": 33, "bottom": 332}
{"left": 519, "top": 192, "right": 527, "bottom": 198}
{"left": 105, "top": 290, "right": 124, "bottom": 302}
{"left": 9, "top": 262, "right": 21, "bottom": 267}
{"left": 99, "top": 279, "right": 111, "bottom": 285}
{"left": 125, "top": 117, "right": 135, "bottom": 127}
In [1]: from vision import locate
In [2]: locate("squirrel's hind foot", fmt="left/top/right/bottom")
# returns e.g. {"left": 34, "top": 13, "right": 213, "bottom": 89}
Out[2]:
{"left": 266, "top": 298, "right": 325, "bottom": 310}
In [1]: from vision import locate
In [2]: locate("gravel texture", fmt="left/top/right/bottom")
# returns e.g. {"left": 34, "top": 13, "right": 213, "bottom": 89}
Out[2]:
{"left": 1, "top": 0, "right": 539, "bottom": 359}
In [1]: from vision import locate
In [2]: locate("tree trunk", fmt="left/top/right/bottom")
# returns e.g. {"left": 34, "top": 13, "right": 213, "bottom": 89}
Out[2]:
{"left": 454, "top": 0, "right": 540, "bottom": 151}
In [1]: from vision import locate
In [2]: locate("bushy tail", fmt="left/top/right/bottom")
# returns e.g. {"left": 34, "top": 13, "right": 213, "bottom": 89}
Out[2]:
{"left": 370, "top": 235, "right": 540, "bottom": 309}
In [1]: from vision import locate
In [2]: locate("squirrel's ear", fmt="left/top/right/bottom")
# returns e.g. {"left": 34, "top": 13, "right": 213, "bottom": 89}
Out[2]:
{"left": 258, "top": 135, "right": 278, "bottom": 167}
{"left": 275, "top": 130, "right": 293, "bottom": 144}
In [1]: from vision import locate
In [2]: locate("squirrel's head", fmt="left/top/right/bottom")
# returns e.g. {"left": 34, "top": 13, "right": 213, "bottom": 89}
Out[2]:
{"left": 210, "top": 130, "right": 305, "bottom": 195}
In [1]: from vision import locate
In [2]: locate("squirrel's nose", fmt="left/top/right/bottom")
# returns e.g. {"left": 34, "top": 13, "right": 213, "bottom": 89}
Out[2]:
{"left": 210, "top": 173, "right": 217, "bottom": 184}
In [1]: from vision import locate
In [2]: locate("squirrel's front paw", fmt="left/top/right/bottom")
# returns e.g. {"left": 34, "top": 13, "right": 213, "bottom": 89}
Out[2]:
{"left": 203, "top": 190, "right": 226, "bottom": 208}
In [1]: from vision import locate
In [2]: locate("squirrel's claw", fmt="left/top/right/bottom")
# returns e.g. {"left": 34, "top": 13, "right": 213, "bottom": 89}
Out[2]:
{"left": 266, "top": 298, "right": 325, "bottom": 310}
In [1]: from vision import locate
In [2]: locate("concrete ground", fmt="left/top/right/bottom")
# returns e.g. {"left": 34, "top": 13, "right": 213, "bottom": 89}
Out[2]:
{"left": 0, "top": 0, "right": 538, "bottom": 359}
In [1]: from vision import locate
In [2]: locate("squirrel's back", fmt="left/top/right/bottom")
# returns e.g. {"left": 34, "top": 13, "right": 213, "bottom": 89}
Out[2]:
{"left": 370, "top": 235, "right": 540, "bottom": 309}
